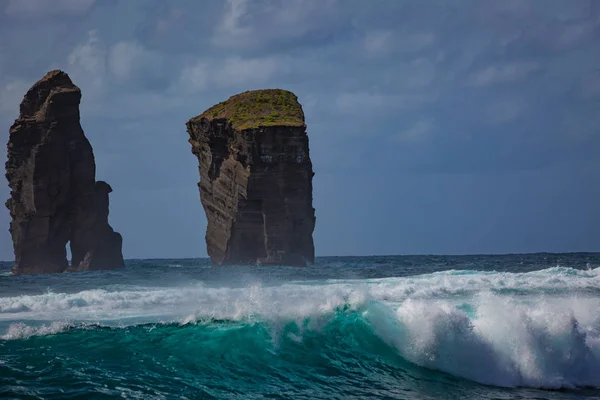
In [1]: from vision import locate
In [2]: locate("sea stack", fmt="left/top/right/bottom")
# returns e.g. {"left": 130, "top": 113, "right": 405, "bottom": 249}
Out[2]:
{"left": 186, "top": 89, "right": 316, "bottom": 266}
{"left": 5, "top": 70, "right": 124, "bottom": 274}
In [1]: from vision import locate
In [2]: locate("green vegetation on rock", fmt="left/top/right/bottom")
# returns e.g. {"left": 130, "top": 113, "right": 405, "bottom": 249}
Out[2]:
{"left": 195, "top": 89, "right": 305, "bottom": 130}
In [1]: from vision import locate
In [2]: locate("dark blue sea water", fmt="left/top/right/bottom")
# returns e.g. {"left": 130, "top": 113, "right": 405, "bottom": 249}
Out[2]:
{"left": 1, "top": 254, "right": 600, "bottom": 399}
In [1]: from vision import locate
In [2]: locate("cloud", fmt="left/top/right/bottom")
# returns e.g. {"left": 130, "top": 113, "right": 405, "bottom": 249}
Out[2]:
{"left": 396, "top": 120, "right": 435, "bottom": 142}
{"left": 179, "top": 62, "right": 209, "bottom": 93}
{"left": 108, "top": 41, "right": 163, "bottom": 82}
{"left": 211, "top": 0, "right": 343, "bottom": 52}
{"left": 556, "top": 21, "right": 597, "bottom": 48}
{"left": 1, "top": 0, "right": 598, "bottom": 168}
{"left": 467, "top": 62, "right": 539, "bottom": 87}
{"left": 67, "top": 30, "right": 107, "bottom": 95}
{"left": 0, "top": 80, "right": 29, "bottom": 119}
{"left": 362, "top": 30, "right": 393, "bottom": 57}
{"left": 475, "top": 0, "right": 532, "bottom": 20}
{"left": 473, "top": 1, "right": 599, "bottom": 55}
{"left": 335, "top": 92, "right": 437, "bottom": 114}
{"left": 217, "top": 0, "right": 249, "bottom": 39}
{"left": 362, "top": 30, "right": 435, "bottom": 57}
{"left": 215, "top": 56, "right": 283, "bottom": 86}
{"left": 154, "top": 8, "right": 186, "bottom": 37}
{"left": 4, "top": 0, "right": 95, "bottom": 18}
{"left": 19, "top": 30, "right": 178, "bottom": 120}
{"left": 486, "top": 100, "right": 526, "bottom": 124}
{"left": 178, "top": 55, "right": 288, "bottom": 93}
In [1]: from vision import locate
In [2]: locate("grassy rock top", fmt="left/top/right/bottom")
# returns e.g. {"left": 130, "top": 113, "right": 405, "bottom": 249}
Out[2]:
{"left": 194, "top": 89, "right": 305, "bottom": 130}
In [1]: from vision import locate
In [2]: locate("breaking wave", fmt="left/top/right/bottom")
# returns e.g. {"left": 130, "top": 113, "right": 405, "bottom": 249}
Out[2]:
{"left": 2, "top": 266, "right": 600, "bottom": 393}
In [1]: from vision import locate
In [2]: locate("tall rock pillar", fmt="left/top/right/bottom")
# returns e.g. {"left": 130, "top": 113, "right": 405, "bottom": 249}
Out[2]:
{"left": 186, "top": 89, "right": 316, "bottom": 266}
{"left": 5, "top": 70, "right": 124, "bottom": 274}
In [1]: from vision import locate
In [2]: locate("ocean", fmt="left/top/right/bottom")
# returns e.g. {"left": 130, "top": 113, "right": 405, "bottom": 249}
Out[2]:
{"left": 1, "top": 254, "right": 600, "bottom": 399}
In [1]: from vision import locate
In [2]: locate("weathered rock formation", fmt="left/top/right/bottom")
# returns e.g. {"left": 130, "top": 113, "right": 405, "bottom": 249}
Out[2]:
{"left": 186, "top": 89, "right": 315, "bottom": 266}
{"left": 5, "top": 70, "right": 124, "bottom": 274}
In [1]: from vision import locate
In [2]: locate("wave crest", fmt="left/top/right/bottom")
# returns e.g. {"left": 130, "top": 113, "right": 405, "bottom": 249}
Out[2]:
{"left": 2, "top": 267, "right": 600, "bottom": 390}
{"left": 368, "top": 293, "right": 600, "bottom": 389}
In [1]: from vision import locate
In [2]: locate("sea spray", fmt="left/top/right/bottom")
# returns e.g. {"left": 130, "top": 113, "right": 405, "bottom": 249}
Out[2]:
{"left": 367, "top": 293, "right": 600, "bottom": 388}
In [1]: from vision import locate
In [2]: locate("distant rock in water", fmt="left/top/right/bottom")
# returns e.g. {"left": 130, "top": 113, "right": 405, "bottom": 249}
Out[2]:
{"left": 5, "top": 70, "right": 124, "bottom": 274}
{"left": 186, "top": 89, "right": 316, "bottom": 266}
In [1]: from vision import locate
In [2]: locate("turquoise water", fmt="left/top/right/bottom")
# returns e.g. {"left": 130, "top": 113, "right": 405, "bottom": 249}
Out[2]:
{"left": 1, "top": 254, "right": 600, "bottom": 399}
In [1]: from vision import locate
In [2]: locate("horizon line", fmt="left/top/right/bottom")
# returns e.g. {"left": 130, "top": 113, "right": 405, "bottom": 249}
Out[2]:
{"left": 1, "top": 250, "right": 598, "bottom": 264}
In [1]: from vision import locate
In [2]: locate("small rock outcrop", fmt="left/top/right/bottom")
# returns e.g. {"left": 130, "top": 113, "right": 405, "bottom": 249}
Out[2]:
{"left": 186, "top": 89, "right": 316, "bottom": 266}
{"left": 5, "top": 70, "right": 124, "bottom": 274}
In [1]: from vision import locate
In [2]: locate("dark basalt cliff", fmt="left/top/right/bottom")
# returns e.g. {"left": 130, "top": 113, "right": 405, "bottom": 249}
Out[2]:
{"left": 186, "top": 89, "right": 315, "bottom": 266}
{"left": 5, "top": 70, "right": 124, "bottom": 274}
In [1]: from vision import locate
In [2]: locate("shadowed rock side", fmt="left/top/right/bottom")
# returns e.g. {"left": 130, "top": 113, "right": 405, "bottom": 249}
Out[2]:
{"left": 186, "top": 89, "right": 315, "bottom": 266}
{"left": 5, "top": 70, "right": 124, "bottom": 274}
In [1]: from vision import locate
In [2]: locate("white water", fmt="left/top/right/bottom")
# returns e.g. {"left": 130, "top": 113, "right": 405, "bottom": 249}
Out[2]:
{"left": 2, "top": 267, "right": 600, "bottom": 389}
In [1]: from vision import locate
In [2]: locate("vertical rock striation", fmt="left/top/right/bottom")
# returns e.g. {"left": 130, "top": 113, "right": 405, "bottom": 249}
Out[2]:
{"left": 186, "top": 89, "right": 316, "bottom": 266}
{"left": 5, "top": 70, "right": 124, "bottom": 274}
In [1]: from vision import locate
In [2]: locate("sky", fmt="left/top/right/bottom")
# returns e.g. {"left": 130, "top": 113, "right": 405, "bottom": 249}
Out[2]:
{"left": 0, "top": 0, "right": 599, "bottom": 260}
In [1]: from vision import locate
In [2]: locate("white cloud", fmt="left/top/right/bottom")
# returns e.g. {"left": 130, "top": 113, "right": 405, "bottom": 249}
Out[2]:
{"left": 363, "top": 30, "right": 435, "bottom": 57}
{"left": 215, "top": 56, "right": 281, "bottom": 86}
{"left": 62, "top": 31, "right": 177, "bottom": 118}
{"left": 476, "top": 0, "right": 532, "bottom": 20}
{"left": 96, "top": 91, "right": 187, "bottom": 120}
{"left": 0, "top": 80, "right": 30, "bottom": 118}
{"left": 396, "top": 120, "right": 435, "bottom": 142}
{"left": 557, "top": 22, "right": 596, "bottom": 48}
{"left": 335, "top": 92, "right": 436, "bottom": 114}
{"left": 179, "top": 61, "right": 209, "bottom": 93}
{"left": 363, "top": 30, "right": 393, "bottom": 56}
{"left": 487, "top": 100, "right": 526, "bottom": 124}
{"left": 67, "top": 30, "right": 106, "bottom": 95}
{"left": 219, "top": 0, "right": 250, "bottom": 38}
{"left": 5, "top": 0, "right": 95, "bottom": 18}
{"left": 211, "top": 0, "right": 340, "bottom": 50}
{"left": 212, "top": 0, "right": 257, "bottom": 48}
{"left": 155, "top": 8, "right": 186, "bottom": 36}
{"left": 64, "top": 34, "right": 164, "bottom": 95}
{"left": 467, "top": 62, "right": 539, "bottom": 87}
{"left": 405, "top": 32, "right": 436, "bottom": 51}
{"left": 108, "top": 41, "right": 162, "bottom": 81}
{"left": 178, "top": 56, "right": 286, "bottom": 93}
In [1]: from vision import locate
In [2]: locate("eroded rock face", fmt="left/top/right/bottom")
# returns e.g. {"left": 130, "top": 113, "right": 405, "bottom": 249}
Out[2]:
{"left": 67, "top": 181, "right": 124, "bottom": 272}
{"left": 5, "top": 70, "right": 124, "bottom": 274}
{"left": 186, "top": 89, "right": 316, "bottom": 266}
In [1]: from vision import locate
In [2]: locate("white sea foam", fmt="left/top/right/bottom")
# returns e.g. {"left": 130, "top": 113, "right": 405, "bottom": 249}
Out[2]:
{"left": 367, "top": 293, "right": 600, "bottom": 389}
{"left": 1, "top": 321, "right": 76, "bottom": 340}
{"left": 1, "top": 267, "right": 599, "bottom": 389}
{"left": 2, "top": 267, "right": 597, "bottom": 320}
